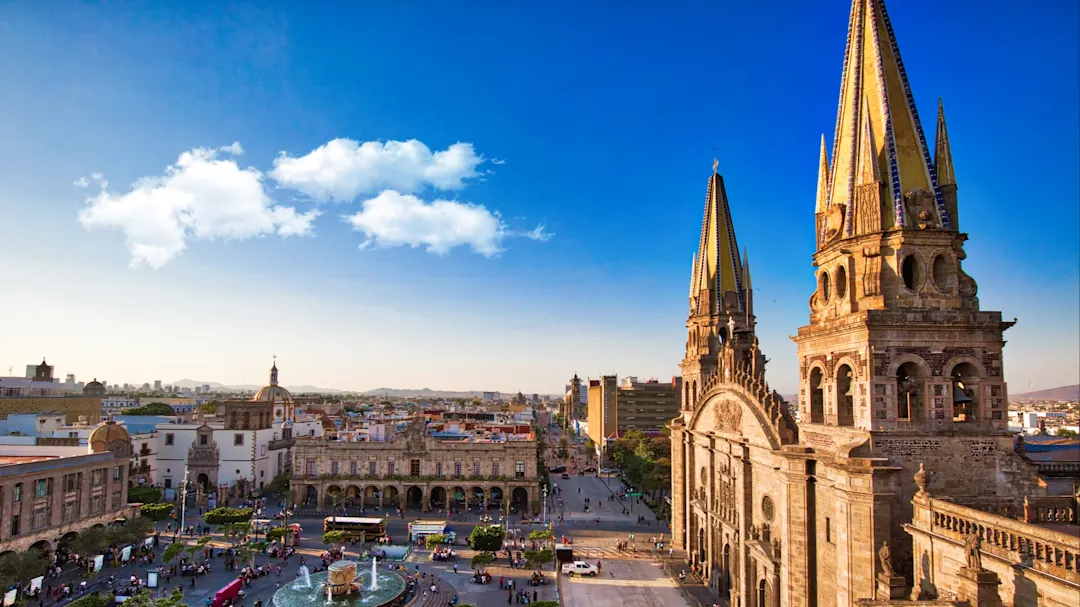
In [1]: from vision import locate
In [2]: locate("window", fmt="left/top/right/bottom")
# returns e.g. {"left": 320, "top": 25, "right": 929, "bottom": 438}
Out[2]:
{"left": 825, "top": 517, "right": 832, "bottom": 543}
{"left": 331, "top": 461, "right": 339, "bottom": 476}
{"left": 350, "top": 461, "right": 358, "bottom": 476}
{"left": 62, "top": 500, "right": 78, "bottom": 523}
{"left": 493, "top": 462, "right": 500, "bottom": 477}
{"left": 31, "top": 506, "right": 49, "bottom": 530}
{"left": 89, "top": 495, "right": 104, "bottom": 514}
{"left": 64, "top": 474, "right": 77, "bottom": 492}
{"left": 113, "top": 466, "right": 122, "bottom": 481}
{"left": 163, "top": 478, "right": 172, "bottom": 489}
{"left": 369, "top": 461, "right": 377, "bottom": 477}
{"left": 111, "top": 491, "right": 122, "bottom": 509}
{"left": 515, "top": 461, "right": 525, "bottom": 478}
{"left": 199, "top": 435, "right": 208, "bottom": 445}
{"left": 454, "top": 462, "right": 463, "bottom": 477}
{"left": 473, "top": 462, "right": 481, "bottom": 477}
{"left": 165, "top": 433, "right": 175, "bottom": 446}
{"left": 436, "top": 462, "right": 443, "bottom": 478}
{"left": 410, "top": 460, "right": 420, "bottom": 476}
{"left": 91, "top": 469, "right": 104, "bottom": 487}
{"left": 13, "top": 483, "right": 22, "bottom": 503}
{"left": 34, "top": 479, "right": 49, "bottom": 499}
{"left": 10, "top": 515, "right": 19, "bottom": 537}
{"left": 306, "top": 460, "right": 317, "bottom": 476}
{"left": 387, "top": 462, "right": 395, "bottom": 476}
{"left": 234, "top": 434, "right": 244, "bottom": 446}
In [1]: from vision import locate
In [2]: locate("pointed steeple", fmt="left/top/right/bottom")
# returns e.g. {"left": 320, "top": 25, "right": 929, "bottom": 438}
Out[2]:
{"left": 935, "top": 97, "right": 959, "bottom": 231}
{"left": 742, "top": 247, "right": 754, "bottom": 327}
{"left": 855, "top": 96, "right": 880, "bottom": 185}
{"left": 269, "top": 356, "right": 279, "bottom": 386}
{"left": 690, "top": 165, "right": 745, "bottom": 316}
{"left": 815, "top": 134, "right": 830, "bottom": 214}
{"left": 824, "top": 0, "right": 950, "bottom": 232}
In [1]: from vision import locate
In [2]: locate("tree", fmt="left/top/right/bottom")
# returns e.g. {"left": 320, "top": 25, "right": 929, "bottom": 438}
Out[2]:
{"left": 266, "top": 527, "right": 295, "bottom": 543}
{"left": 467, "top": 525, "right": 505, "bottom": 554}
{"left": 122, "top": 403, "right": 176, "bottom": 416}
{"left": 127, "top": 487, "right": 162, "bottom": 504}
{"left": 0, "top": 550, "right": 48, "bottom": 597}
{"left": 204, "top": 507, "right": 254, "bottom": 525}
{"left": 322, "top": 531, "right": 346, "bottom": 546}
{"left": 140, "top": 503, "right": 174, "bottom": 521}
{"left": 523, "top": 548, "right": 553, "bottom": 571}
{"left": 470, "top": 552, "right": 494, "bottom": 570}
{"left": 125, "top": 588, "right": 186, "bottom": 607}
{"left": 424, "top": 534, "right": 447, "bottom": 549}
{"left": 197, "top": 401, "right": 217, "bottom": 415}
{"left": 236, "top": 541, "right": 268, "bottom": 568}
{"left": 71, "top": 526, "right": 112, "bottom": 557}
{"left": 265, "top": 472, "right": 291, "bottom": 496}
{"left": 162, "top": 542, "right": 184, "bottom": 566}
{"left": 67, "top": 593, "right": 115, "bottom": 607}
{"left": 1053, "top": 427, "right": 1078, "bottom": 438}
{"left": 110, "top": 517, "right": 154, "bottom": 546}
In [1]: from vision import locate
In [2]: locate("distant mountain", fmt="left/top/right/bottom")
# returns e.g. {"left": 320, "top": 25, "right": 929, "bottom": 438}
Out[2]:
{"left": 171, "top": 379, "right": 345, "bottom": 394}
{"left": 1010, "top": 385, "right": 1080, "bottom": 402}
{"left": 360, "top": 388, "right": 487, "bottom": 399}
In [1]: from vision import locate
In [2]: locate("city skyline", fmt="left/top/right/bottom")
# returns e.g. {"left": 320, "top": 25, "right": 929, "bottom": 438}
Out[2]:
{"left": 1, "top": 1, "right": 1077, "bottom": 395}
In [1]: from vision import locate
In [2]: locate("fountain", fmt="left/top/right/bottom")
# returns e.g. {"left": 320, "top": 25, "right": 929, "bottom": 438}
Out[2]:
{"left": 273, "top": 560, "right": 407, "bottom": 607}
{"left": 294, "top": 565, "right": 312, "bottom": 589}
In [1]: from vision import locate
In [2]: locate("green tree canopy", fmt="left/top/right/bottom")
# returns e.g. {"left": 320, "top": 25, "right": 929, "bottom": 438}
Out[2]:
{"left": 125, "top": 588, "right": 185, "bottom": 607}
{"left": 67, "top": 593, "right": 115, "bottom": 607}
{"left": 266, "top": 472, "right": 291, "bottom": 496}
{"left": 467, "top": 525, "right": 504, "bottom": 553}
{"left": 0, "top": 550, "right": 47, "bottom": 593}
{"left": 528, "top": 529, "right": 554, "bottom": 542}
{"left": 469, "top": 552, "right": 494, "bottom": 569}
{"left": 122, "top": 402, "right": 176, "bottom": 416}
{"left": 424, "top": 534, "right": 447, "bottom": 549}
{"left": 140, "top": 503, "right": 174, "bottom": 521}
{"left": 266, "top": 527, "right": 295, "bottom": 543}
{"left": 322, "top": 531, "right": 346, "bottom": 545}
{"left": 523, "top": 548, "right": 553, "bottom": 571}
{"left": 203, "top": 507, "right": 254, "bottom": 525}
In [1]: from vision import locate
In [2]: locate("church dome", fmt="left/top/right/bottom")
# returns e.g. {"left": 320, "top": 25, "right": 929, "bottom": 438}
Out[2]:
{"left": 83, "top": 379, "right": 106, "bottom": 397}
{"left": 252, "top": 384, "right": 294, "bottom": 404}
{"left": 89, "top": 420, "right": 131, "bottom": 456}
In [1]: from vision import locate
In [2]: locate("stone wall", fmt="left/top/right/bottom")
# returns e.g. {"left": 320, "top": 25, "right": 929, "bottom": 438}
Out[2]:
{"left": 0, "top": 397, "right": 102, "bottom": 424}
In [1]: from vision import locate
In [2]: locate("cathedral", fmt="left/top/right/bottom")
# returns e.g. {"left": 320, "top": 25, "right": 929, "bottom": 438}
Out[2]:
{"left": 669, "top": 1, "right": 1077, "bottom": 606}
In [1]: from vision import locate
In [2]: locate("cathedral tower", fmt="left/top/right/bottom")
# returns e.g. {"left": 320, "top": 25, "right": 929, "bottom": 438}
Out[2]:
{"left": 795, "top": 0, "right": 1013, "bottom": 433}
{"left": 680, "top": 162, "right": 760, "bottom": 414}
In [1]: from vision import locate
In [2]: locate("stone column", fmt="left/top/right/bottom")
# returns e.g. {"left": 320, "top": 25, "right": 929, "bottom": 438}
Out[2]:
{"left": 671, "top": 426, "right": 686, "bottom": 549}
{"left": 956, "top": 568, "right": 1002, "bottom": 607}
{"left": 782, "top": 461, "right": 812, "bottom": 607}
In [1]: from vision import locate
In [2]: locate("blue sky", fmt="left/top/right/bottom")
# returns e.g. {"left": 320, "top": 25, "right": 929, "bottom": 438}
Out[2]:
{"left": 0, "top": 0, "right": 1077, "bottom": 395}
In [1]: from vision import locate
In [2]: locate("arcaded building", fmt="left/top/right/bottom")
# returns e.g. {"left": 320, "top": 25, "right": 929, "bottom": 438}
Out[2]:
{"left": 669, "top": 1, "right": 1077, "bottom": 606}
{"left": 292, "top": 420, "right": 540, "bottom": 515}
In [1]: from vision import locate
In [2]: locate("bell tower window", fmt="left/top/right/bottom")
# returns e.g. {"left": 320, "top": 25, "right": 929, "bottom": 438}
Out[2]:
{"left": 897, "top": 362, "right": 924, "bottom": 420}
{"left": 951, "top": 363, "right": 980, "bottom": 422}
{"left": 809, "top": 368, "right": 824, "bottom": 424}
{"left": 836, "top": 364, "right": 854, "bottom": 426}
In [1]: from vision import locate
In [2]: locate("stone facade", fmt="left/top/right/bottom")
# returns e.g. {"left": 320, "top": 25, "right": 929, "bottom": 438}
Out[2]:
{"left": 0, "top": 448, "right": 134, "bottom": 561}
{"left": 291, "top": 421, "right": 540, "bottom": 515}
{"left": 0, "top": 397, "right": 102, "bottom": 425}
{"left": 669, "top": 3, "right": 1064, "bottom": 606}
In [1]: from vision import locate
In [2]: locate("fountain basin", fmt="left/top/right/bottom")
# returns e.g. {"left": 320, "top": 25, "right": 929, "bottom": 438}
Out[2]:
{"left": 274, "top": 564, "right": 407, "bottom": 607}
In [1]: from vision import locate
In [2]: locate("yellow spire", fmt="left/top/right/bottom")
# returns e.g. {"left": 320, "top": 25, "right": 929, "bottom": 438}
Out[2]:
{"left": 935, "top": 98, "right": 956, "bottom": 187}
{"left": 855, "top": 96, "right": 880, "bottom": 185}
{"left": 690, "top": 169, "right": 745, "bottom": 315}
{"left": 825, "top": 0, "right": 950, "bottom": 232}
{"left": 815, "top": 134, "right": 830, "bottom": 214}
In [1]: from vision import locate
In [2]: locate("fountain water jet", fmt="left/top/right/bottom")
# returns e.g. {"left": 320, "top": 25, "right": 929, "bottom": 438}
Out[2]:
{"left": 369, "top": 558, "right": 378, "bottom": 591}
{"left": 294, "top": 565, "right": 312, "bottom": 589}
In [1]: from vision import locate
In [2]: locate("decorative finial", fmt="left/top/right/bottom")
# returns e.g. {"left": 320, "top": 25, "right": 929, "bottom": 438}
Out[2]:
{"left": 712, "top": 152, "right": 719, "bottom": 174}
{"left": 914, "top": 462, "right": 928, "bottom": 496}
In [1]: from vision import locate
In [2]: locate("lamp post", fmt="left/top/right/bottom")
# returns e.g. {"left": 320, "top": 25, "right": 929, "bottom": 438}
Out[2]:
{"left": 178, "top": 465, "right": 190, "bottom": 536}
{"left": 542, "top": 485, "right": 549, "bottom": 525}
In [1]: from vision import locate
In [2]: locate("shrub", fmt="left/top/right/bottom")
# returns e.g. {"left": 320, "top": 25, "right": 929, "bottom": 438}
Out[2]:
{"left": 127, "top": 487, "right": 162, "bottom": 504}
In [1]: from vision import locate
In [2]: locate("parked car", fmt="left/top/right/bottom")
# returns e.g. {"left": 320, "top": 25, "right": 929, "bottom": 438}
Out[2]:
{"left": 561, "top": 473, "right": 570, "bottom": 479}
{"left": 549, "top": 465, "right": 567, "bottom": 473}
{"left": 599, "top": 467, "right": 616, "bottom": 474}
{"left": 561, "top": 561, "right": 598, "bottom": 577}
{"left": 581, "top": 466, "right": 596, "bottom": 473}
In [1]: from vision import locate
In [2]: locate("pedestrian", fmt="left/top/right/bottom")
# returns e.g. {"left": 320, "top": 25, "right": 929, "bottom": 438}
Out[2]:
{"left": 533, "top": 590, "right": 537, "bottom": 602}
{"left": 453, "top": 563, "right": 458, "bottom": 574}
{"left": 190, "top": 577, "right": 196, "bottom": 588}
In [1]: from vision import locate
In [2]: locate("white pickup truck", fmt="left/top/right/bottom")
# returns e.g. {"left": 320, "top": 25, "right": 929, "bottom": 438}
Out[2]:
{"left": 561, "top": 560, "right": 598, "bottom": 577}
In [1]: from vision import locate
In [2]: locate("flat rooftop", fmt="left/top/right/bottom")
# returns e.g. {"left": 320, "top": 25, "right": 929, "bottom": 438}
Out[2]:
{"left": 0, "top": 455, "right": 60, "bottom": 465}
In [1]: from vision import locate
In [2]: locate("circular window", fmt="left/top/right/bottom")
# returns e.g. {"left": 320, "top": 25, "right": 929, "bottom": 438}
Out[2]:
{"left": 835, "top": 265, "right": 847, "bottom": 300}
{"left": 932, "top": 254, "right": 952, "bottom": 293}
{"left": 820, "top": 271, "right": 831, "bottom": 303}
{"left": 901, "top": 254, "right": 923, "bottom": 291}
{"left": 761, "top": 495, "right": 775, "bottom": 522}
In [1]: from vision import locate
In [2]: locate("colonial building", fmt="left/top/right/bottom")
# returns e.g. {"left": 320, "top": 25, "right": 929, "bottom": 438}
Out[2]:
{"left": 0, "top": 420, "right": 138, "bottom": 561}
{"left": 669, "top": 2, "right": 1077, "bottom": 606}
{"left": 291, "top": 419, "right": 540, "bottom": 515}
{"left": 154, "top": 361, "right": 322, "bottom": 495}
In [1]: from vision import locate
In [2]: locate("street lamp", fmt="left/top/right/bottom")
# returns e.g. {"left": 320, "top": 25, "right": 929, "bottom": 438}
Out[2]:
{"left": 542, "top": 485, "right": 549, "bottom": 525}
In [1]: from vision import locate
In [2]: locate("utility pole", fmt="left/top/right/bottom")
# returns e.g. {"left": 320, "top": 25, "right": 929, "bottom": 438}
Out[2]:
{"left": 178, "top": 465, "right": 190, "bottom": 535}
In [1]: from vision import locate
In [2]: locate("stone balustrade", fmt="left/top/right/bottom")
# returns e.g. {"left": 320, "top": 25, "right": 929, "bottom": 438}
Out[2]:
{"left": 1024, "top": 495, "right": 1078, "bottom": 525}
{"left": 924, "top": 497, "right": 1079, "bottom": 584}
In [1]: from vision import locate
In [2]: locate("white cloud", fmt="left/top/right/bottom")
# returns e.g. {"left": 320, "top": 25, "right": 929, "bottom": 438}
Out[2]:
{"left": 271, "top": 138, "right": 484, "bottom": 202}
{"left": 491, "top": 158, "right": 506, "bottom": 165}
{"left": 521, "top": 224, "right": 554, "bottom": 242}
{"left": 73, "top": 176, "right": 89, "bottom": 188}
{"left": 219, "top": 141, "right": 244, "bottom": 155}
{"left": 344, "top": 190, "right": 507, "bottom": 256}
{"left": 77, "top": 144, "right": 319, "bottom": 269}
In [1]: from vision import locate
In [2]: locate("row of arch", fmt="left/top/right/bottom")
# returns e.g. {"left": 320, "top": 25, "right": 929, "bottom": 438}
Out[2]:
{"left": 0, "top": 528, "right": 103, "bottom": 565}
{"left": 299, "top": 484, "right": 530, "bottom": 512}
{"left": 806, "top": 355, "right": 988, "bottom": 426}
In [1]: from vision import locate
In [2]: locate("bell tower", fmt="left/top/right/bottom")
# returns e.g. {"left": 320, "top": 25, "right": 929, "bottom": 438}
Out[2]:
{"left": 679, "top": 162, "right": 760, "bottom": 419}
{"left": 794, "top": 0, "right": 1013, "bottom": 433}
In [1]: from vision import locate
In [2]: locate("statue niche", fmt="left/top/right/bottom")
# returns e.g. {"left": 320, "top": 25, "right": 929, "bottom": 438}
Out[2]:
{"left": 715, "top": 399, "right": 743, "bottom": 434}
{"left": 903, "top": 190, "right": 938, "bottom": 230}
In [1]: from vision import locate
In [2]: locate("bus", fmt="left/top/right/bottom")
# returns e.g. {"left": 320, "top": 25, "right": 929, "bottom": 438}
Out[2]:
{"left": 323, "top": 516, "right": 388, "bottom": 541}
